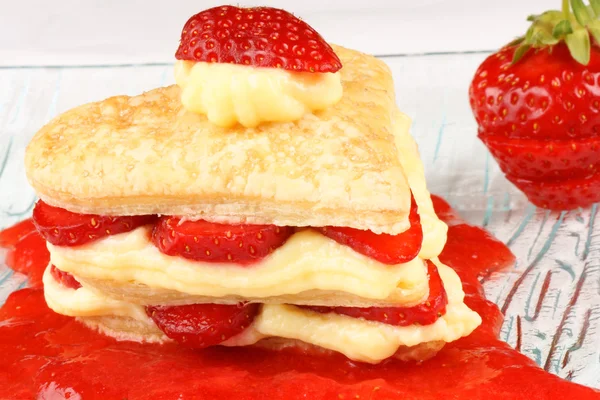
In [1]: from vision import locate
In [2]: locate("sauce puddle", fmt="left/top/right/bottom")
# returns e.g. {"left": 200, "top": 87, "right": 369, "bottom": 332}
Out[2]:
{"left": 0, "top": 195, "right": 598, "bottom": 399}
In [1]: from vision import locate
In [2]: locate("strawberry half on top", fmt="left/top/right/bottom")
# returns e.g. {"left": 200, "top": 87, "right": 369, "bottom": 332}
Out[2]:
{"left": 175, "top": 5, "right": 342, "bottom": 73}
{"left": 470, "top": 0, "right": 600, "bottom": 210}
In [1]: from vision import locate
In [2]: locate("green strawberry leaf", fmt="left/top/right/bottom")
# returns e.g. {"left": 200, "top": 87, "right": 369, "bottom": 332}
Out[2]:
{"left": 511, "top": 1, "right": 599, "bottom": 65}
{"left": 588, "top": 19, "right": 600, "bottom": 43}
{"left": 571, "top": 0, "right": 593, "bottom": 25}
{"left": 553, "top": 19, "right": 574, "bottom": 37}
{"left": 537, "top": 30, "right": 561, "bottom": 45}
{"left": 525, "top": 25, "right": 536, "bottom": 42}
{"left": 513, "top": 44, "right": 532, "bottom": 63}
{"left": 591, "top": 0, "right": 600, "bottom": 16}
{"left": 565, "top": 27, "right": 591, "bottom": 64}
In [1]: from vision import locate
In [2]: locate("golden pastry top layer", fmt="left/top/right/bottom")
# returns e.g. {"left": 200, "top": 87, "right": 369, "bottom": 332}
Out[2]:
{"left": 26, "top": 46, "right": 412, "bottom": 234}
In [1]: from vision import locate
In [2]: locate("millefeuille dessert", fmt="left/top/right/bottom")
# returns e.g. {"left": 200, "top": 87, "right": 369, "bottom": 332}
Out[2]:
{"left": 25, "top": 5, "right": 480, "bottom": 364}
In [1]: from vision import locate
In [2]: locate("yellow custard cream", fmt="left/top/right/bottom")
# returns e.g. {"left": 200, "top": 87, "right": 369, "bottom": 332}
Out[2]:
{"left": 48, "top": 228, "right": 429, "bottom": 305}
{"left": 175, "top": 60, "right": 343, "bottom": 128}
{"left": 393, "top": 110, "right": 448, "bottom": 259}
{"left": 247, "top": 262, "right": 480, "bottom": 363}
{"left": 44, "top": 261, "right": 481, "bottom": 364}
{"left": 43, "top": 266, "right": 147, "bottom": 321}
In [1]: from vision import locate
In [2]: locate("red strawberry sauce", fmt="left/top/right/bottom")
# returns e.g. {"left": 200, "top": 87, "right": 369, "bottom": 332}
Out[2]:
{"left": 0, "top": 195, "right": 599, "bottom": 399}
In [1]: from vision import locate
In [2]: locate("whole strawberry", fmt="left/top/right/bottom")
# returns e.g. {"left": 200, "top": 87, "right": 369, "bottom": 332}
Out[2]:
{"left": 470, "top": 0, "right": 600, "bottom": 210}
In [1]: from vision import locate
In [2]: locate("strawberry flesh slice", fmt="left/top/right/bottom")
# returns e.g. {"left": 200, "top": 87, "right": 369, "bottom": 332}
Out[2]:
{"left": 175, "top": 6, "right": 342, "bottom": 73}
{"left": 152, "top": 218, "right": 293, "bottom": 265}
{"left": 318, "top": 195, "right": 422, "bottom": 264}
{"left": 507, "top": 172, "right": 600, "bottom": 210}
{"left": 481, "top": 135, "right": 600, "bottom": 181}
{"left": 146, "top": 303, "right": 259, "bottom": 348}
{"left": 32, "top": 200, "right": 157, "bottom": 247}
{"left": 50, "top": 265, "right": 81, "bottom": 290}
{"left": 481, "top": 133, "right": 600, "bottom": 209}
{"left": 304, "top": 261, "right": 447, "bottom": 326}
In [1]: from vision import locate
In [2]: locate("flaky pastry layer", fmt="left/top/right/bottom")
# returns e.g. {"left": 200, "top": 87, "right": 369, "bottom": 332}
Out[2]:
{"left": 26, "top": 45, "right": 413, "bottom": 234}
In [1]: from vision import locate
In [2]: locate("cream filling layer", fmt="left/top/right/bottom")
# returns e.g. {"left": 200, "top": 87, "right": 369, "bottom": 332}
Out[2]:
{"left": 175, "top": 60, "right": 343, "bottom": 128}
{"left": 49, "top": 228, "right": 428, "bottom": 302}
{"left": 43, "top": 261, "right": 480, "bottom": 364}
{"left": 229, "top": 261, "right": 480, "bottom": 363}
{"left": 42, "top": 266, "right": 149, "bottom": 322}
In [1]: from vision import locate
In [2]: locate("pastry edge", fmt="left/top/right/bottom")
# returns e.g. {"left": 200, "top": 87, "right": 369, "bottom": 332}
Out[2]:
{"left": 33, "top": 189, "right": 411, "bottom": 234}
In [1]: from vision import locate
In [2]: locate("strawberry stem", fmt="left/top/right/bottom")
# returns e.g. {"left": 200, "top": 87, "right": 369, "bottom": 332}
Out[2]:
{"left": 563, "top": 0, "right": 570, "bottom": 18}
{"left": 512, "top": 0, "right": 600, "bottom": 65}
{"left": 591, "top": 0, "right": 600, "bottom": 16}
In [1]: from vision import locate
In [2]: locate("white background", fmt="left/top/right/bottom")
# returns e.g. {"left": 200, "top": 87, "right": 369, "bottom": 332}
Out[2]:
{"left": 1, "top": 0, "right": 550, "bottom": 65}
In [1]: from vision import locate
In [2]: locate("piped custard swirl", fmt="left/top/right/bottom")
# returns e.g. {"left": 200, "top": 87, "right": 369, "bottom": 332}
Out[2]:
{"left": 175, "top": 60, "right": 343, "bottom": 127}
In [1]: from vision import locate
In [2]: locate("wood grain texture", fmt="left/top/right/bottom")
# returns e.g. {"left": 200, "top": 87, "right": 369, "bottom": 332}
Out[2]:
{"left": 1, "top": 53, "right": 599, "bottom": 388}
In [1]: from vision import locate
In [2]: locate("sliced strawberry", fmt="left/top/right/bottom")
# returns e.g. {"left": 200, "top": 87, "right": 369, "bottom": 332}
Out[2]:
{"left": 507, "top": 172, "right": 600, "bottom": 210}
{"left": 50, "top": 265, "right": 81, "bottom": 290}
{"left": 32, "top": 200, "right": 157, "bottom": 247}
{"left": 152, "top": 218, "right": 293, "bottom": 264}
{"left": 175, "top": 6, "right": 342, "bottom": 73}
{"left": 0, "top": 218, "right": 37, "bottom": 248}
{"left": 318, "top": 195, "right": 422, "bottom": 264}
{"left": 146, "top": 303, "right": 259, "bottom": 348}
{"left": 482, "top": 135, "right": 600, "bottom": 181}
{"left": 304, "top": 261, "right": 447, "bottom": 326}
